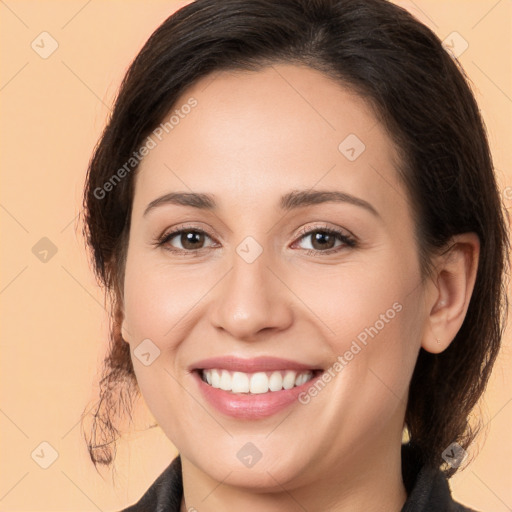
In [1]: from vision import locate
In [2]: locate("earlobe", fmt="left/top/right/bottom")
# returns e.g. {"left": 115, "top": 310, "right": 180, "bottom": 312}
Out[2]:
{"left": 121, "top": 321, "right": 130, "bottom": 343}
{"left": 113, "top": 299, "right": 130, "bottom": 344}
{"left": 421, "top": 233, "right": 480, "bottom": 354}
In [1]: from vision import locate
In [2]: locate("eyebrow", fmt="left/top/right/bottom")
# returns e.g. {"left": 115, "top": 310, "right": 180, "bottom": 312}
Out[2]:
{"left": 143, "top": 190, "right": 380, "bottom": 218}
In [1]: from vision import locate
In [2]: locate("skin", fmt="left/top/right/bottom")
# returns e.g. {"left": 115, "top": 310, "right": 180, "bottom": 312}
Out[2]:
{"left": 120, "top": 63, "right": 479, "bottom": 512}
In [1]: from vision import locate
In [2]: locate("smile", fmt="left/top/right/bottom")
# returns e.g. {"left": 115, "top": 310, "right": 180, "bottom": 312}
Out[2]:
{"left": 199, "top": 369, "right": 317, "bottom": 394}
{"left": 190, "top": 356, "right": 325, "bottom": 419}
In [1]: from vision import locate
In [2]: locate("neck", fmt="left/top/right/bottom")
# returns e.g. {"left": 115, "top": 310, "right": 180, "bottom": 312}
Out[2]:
{"left": 179, "top": 432, "right": 407, "bottom": 512}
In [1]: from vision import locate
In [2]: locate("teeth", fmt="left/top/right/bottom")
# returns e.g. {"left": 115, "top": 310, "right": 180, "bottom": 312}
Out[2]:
{"left": 211, "top": 369, "right": 221, "bottom": 388}
{"left": 252, "top": 372, "right": 273, "bottom": 394}
{"left": 283, "top": 370, "right": 296, "bottom": 389}
{"left": 232, "top": 371, "right": 250, "bottom": 393}
{"left": 219, "top": 370, "right": 231, "bottom": 391}
{"left": 201, "top": 369, "right": 315, "bottom": 394}
{"left": 295, "top": 373, "right": 308, "bottom": 386}
{"left": 269, "top": 371, "right": 283, "bottom": 392}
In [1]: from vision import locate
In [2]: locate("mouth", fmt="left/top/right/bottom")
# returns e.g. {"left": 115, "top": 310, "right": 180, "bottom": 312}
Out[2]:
{"left": 196, "top": 368, "right": 323, "bottom": 394}
{"left": 190, "top": 356, "right": 325, "bottom": 419}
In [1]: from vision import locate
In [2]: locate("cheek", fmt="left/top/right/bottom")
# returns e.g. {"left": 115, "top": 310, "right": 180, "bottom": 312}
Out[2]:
{"left": 122, "top": 253, "right": 203, "bottom": 345}
{"left": 121, "top": 251, "right": 212, "bottom": 421}
{"left": 121, "top": 253, "right": 201, "bottom": 437}
{"left": 291, "top": 250, "right": 417, "bottom": 345}
{"left": 294, "top": 250, "right": 423, "bottom": 399}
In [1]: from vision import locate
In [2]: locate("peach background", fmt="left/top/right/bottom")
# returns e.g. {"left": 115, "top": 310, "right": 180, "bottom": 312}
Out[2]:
{"left": 0, "top": 1, "right": 510, "bottom": 510}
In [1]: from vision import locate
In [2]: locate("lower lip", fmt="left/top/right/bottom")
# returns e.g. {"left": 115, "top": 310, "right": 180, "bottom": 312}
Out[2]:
{"left": 192, "top": 370, "right": 323, "bottom": 420}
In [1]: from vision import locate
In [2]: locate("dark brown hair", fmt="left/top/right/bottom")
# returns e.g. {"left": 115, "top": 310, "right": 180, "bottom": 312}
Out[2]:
{"left": 81, "top": 0, "right": 510, "bottom": 477}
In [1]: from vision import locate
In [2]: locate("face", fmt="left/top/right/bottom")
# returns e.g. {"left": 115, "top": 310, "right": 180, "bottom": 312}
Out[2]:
{"left": 121, "top": 63, "right": 430, "bottom": 490}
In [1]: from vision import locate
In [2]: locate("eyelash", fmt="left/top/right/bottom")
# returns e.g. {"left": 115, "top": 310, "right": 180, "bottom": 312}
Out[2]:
{"left": 153, "top": 223, "right": 357, "bottom": 257}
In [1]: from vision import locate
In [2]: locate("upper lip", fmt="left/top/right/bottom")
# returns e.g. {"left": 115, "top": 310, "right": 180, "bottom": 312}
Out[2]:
{"left": 190, "top": 356, "right": 322, "bottom": 373}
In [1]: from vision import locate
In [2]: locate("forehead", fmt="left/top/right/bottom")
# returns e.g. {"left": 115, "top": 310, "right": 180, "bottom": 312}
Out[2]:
{"left": 133, "top": 63, "right": 406, "bottom": 221}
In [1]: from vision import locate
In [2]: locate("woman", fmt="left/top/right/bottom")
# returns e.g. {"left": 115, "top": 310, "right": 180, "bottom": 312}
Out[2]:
{"left": 81, "top": 0, "right": 510, "bottom": 510}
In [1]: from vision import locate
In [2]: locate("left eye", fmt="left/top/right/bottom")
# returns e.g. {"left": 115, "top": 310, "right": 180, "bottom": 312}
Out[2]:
{"left": 293, "top": 228, "right": 356, "bottom": 252}
{"left": 158, "top": 229, "right": 215, "bottom": 251}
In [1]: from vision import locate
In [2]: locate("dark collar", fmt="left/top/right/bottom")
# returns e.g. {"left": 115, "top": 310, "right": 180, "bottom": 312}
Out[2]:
{"left": 121, "top": 443, "right": 478, "bottom": 511}
{"left": 399, "top": 443, "right": 477, "bottom": 511}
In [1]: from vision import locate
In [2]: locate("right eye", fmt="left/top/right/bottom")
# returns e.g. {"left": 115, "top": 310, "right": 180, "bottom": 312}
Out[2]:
{"left": 156, "top": 227, "right": 218, "bottom": 254}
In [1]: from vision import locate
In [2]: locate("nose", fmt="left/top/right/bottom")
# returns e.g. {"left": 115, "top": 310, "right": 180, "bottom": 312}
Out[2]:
{"left": 209, "top": 250, "right": 294, "bottom": 341}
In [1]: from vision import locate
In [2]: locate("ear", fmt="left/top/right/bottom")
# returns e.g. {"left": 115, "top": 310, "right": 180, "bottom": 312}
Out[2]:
{"left": 113, "top": 292, "right": 130, "bottom": 344}
{"left": 120, "top": 318, "right": 130, "bottom": 344}
{"left": 120, "top": 310, "right": 132, "bottom": 344}
{"left": 422, "top": 232, "right": 480, "bottom": 354}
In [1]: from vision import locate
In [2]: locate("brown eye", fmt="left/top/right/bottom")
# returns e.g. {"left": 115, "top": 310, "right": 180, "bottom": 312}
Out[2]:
{"left": 178, "top": 231, "right": 206, "bottom": 250}
{"left": 158, "top": 228, "right": 215, "bottom": 252}
{"left": 294, "top": 227, "right": 356, "bottom": 254}
{"left": 308, "top": 231, "right": 337, "bottom": 250}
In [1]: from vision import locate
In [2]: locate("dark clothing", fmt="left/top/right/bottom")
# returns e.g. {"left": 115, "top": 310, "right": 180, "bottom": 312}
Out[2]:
{"left": 120, "top": 443, "right": 478, "bottom": 511}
